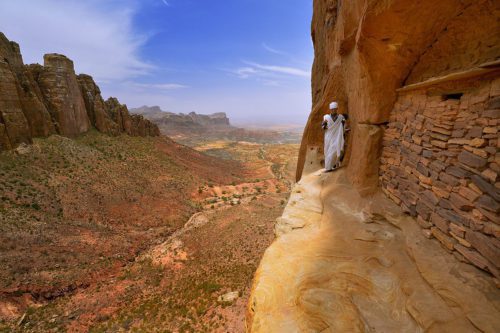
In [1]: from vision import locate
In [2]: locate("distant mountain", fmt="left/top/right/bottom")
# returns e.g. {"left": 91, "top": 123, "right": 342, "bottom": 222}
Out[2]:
{"left": 130, "top": 105, "right": 301, "bottom": 145}
{"left": 130, "top": 106, "right": 230, "bottom": 134}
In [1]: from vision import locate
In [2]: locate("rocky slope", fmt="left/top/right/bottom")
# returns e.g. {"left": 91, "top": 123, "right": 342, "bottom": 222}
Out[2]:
{"left": 0, "top": 32, "right": 159, "bottom": 152}
{"left": 0, "top": 131, "right": 243, "bottom": 327}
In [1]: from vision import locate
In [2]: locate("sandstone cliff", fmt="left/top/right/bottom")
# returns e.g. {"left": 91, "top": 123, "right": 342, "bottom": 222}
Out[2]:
{"left": 296, "top": 0, "right": 499, "bottom": 274}
{"left": 298, "top": 0, "right": 499, "bottom": 190}
{"left": 0, "top": 32, "right": 159, "bottom": 151}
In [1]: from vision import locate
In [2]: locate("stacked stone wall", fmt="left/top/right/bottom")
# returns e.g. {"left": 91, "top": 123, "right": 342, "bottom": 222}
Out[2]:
{"left": 380, "top": 75, "right": 500, "bottom": 277}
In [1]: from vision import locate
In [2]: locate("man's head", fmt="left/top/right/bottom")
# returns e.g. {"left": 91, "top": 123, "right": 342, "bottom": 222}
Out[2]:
{"left": 329, "top": 101, "right": 338, "bottom": 114}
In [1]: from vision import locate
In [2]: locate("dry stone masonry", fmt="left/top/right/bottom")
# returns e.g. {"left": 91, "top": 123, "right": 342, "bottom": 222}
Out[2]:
{"left": 380, "top": 75, "right": 500, "bottom": 277}
{"left": 0, "top": 32, "right": 159, "bottom": 152}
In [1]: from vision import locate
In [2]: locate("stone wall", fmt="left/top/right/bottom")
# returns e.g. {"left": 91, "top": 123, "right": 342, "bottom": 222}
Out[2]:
{"left": 380, "top": 75, "right": 499, "bottom": 277}
{"left": 0, "top": 32, "right": 160, "bottom": 152}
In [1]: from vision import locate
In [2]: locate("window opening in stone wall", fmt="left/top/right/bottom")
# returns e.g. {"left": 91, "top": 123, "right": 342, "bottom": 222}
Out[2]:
{"left": 442, "top": 92, "right": 463, "bottom": 101}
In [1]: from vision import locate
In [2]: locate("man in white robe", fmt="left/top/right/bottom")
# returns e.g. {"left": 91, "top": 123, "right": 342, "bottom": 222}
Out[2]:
{"left": 322, "top": 101, "right": 348, "bottom": 172}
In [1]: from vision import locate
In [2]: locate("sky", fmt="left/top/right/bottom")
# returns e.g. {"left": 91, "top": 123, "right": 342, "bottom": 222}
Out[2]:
{"left": 0, "top": 0, "right": 313, "bottom": 126}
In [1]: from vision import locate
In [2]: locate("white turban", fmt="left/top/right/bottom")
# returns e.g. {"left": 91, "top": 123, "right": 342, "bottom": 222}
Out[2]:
{"left": 329, "top": 102, "right": 338, "bottom": 110}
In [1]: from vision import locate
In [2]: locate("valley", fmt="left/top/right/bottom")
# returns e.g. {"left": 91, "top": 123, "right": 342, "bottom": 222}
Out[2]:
{"left": 0, "top": 131, "right": 298, "bottom": 332}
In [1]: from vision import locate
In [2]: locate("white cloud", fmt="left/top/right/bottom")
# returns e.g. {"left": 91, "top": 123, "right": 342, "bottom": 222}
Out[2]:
{"left": 247, "top": 62, "right": 310, "bottom": 78}
{"left": 231, "top": 61, "right": 310, "bottom": 83}
{"left": 262, "top": 43, "right": 288, "bottom": 56}
{"left": 131, "top": 82, "right": 188, "bottom": 90}
{"left": 0, "top": 0, "right": 152, "bottom": 81}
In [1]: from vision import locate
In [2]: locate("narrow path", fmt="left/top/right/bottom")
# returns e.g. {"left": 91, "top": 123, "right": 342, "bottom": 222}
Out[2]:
{"left": 248, "top": 170, "right": 500, "bottom": 332}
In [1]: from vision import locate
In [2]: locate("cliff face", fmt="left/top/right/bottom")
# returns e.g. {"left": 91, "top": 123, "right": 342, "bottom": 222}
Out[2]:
{"left": 298, "top": 0, "right": 500, "bottom": 193}
{"left": 296, "top": 0, "right": 499, "bottom": 274}
{"left": 0, "top": 32, "right": 159, "bottom": 151}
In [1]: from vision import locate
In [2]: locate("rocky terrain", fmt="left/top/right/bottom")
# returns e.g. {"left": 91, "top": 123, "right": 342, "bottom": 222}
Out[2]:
{"left": 249, "top": 0, "right": 500, "bottom": 331}
{"left": 0, "top": 131, "right": 298, "bottom": 332}
{"left": 0, "top": 32, "right": 159, "bottom": 153}
{"left": 131, "top": 105, "right": 301, "bottom": 145}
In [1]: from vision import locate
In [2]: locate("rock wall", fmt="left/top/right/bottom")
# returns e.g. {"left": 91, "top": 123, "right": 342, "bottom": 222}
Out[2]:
{"left": 298, "top": 0, "right": 499, "bottom": 275}
{"left": 380, "top": 76, "right": 499, "bottom": 277}
{"left": 298, "top": 0, "right": 500, "bottom": 193}
{"left": 0, "top": 32, "right": 159, "bottom": 151}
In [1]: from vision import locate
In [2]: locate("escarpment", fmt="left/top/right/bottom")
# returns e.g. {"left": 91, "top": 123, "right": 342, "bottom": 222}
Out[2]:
{"left": 298, "top": 0, "right": 500, "bottom": 275}
{"left": 0, "top": 32, "right": 159, "bottom": 151}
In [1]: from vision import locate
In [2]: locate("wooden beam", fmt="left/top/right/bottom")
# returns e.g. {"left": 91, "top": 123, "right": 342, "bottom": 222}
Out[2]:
{"left": 397, "top": 61, "right": 500, "bottom": 93}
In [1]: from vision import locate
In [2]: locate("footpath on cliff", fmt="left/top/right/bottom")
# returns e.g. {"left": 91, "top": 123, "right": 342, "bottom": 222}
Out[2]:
{"left": 248, "top": 167, "right": 500, "bottom": 332}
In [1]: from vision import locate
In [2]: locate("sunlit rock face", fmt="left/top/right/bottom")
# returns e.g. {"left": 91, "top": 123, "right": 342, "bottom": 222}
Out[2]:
{"left": 0, "top": 32, "right": 160, "bottom": 151}
{"left": 77, "top": 74, "right": 121, "bottom": 136}
{"left": 37, "top": 53, "right": 91, "bottom": 137}
{"left": 247, "top": 171, "right": 500, "bottom": 332}
{"left": 297, "top": 0, "right": 500, "bottom": 193}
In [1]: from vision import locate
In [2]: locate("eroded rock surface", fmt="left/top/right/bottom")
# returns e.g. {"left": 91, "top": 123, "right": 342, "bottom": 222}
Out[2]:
{"left": 0, "top": 32, "right": 160, "bottom": 151}
{"left": 247, "top": 171, "right": 500, "bottom": 332}
{"left": 297, "top": 0, "right": 500, "bottom": 194}
{"left": 77, "top": 74, "right": 120, "bottom": 136}
{"left": 37, "top": 53, "right": 90, "bottom": 137}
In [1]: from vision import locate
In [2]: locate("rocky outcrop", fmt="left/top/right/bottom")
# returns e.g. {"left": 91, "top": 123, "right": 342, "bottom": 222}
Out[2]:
{"left": 0, "top": 32, "right": 160, "bottom": 152}
{"left": 77, "top": 74, "right": 120, "bottom": 136}
{"left": 36, "top": 53, "right": 90, "bottom": 137}
{"left": 106, "top": 97, "right": 133, "bottom": 134}
{"left": 0, "top": 33, "right": 32, "bottom": 149}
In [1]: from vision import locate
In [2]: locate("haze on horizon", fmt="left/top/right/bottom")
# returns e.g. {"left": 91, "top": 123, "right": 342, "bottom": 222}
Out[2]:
{"left": 0, "top": 0, "right": 313, "bottom": 126}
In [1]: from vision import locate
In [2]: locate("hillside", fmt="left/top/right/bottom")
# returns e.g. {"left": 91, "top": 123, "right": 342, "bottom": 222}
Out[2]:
{"left": 0, "top": 131, "right": 243, "bottom": 321}
{"left": 0, "top": 130, "right": 299, "bottom": 332}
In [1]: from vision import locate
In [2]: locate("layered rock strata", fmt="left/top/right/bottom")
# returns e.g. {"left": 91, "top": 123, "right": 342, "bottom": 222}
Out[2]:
{"left": 296, "top": 0, "right": 499, "bottom": 275}
{"left": 0, "top": 32, "right": 159, "bottom": 151}
{"left": 247, "top": 170, "right": 500, "bottom": 332}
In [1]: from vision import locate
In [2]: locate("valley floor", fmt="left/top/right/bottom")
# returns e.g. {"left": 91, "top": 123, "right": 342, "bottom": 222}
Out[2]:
{"left": 0, "top": 131, "right": 299, "bottom": 332}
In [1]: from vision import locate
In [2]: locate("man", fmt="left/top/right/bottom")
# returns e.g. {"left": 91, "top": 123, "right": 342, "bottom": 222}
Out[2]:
{"left": 322, "top": 101, "right": 349, "bottom": 172}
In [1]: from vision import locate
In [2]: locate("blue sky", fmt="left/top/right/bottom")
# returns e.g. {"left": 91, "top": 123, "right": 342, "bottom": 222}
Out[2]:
{"left": 0, "top": 0, "right": 313, "bottom": 125}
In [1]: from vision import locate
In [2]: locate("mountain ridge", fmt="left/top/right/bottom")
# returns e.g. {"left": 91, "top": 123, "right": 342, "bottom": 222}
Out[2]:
{"left": 0, "top": 32, "right": 159, "bottom": 152}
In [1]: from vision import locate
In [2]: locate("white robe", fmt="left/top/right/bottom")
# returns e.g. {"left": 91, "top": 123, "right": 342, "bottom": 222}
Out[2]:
{"left": 323, "top": 114, "right": 345, "bottom": 170}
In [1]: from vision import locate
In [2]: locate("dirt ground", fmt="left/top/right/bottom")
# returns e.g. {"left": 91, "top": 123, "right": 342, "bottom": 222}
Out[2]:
{"left": 0, "top": 132, "right": 298, "bottom": 332}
